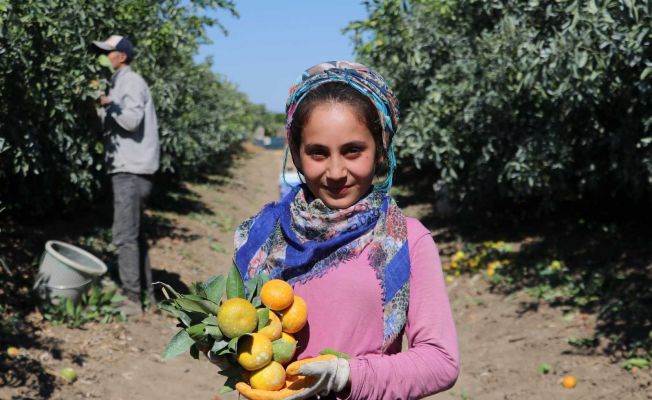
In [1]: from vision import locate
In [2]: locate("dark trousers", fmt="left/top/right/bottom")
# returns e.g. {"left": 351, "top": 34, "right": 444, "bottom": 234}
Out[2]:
{"left": 111, "top": 173, "right": 153, "bottom": 298}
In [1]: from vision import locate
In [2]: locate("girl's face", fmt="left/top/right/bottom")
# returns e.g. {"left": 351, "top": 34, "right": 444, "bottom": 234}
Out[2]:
{"left": 297, "top": 102, "right": 377, "bottom": 209}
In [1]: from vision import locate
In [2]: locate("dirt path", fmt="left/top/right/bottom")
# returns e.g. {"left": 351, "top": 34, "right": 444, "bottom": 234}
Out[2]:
{"left": 4, "top": 145, "right": 650, "bottom": 399}
{"left": 441, "top": 276, "right": 650, "bottom": 399}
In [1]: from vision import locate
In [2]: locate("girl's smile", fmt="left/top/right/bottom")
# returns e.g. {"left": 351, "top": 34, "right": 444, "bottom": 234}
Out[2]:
{"left": 298, "top": 102, "right": 377, "bottom": 209}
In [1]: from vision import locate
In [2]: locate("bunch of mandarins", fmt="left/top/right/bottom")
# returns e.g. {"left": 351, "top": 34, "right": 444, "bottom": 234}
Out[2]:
{"left": 156, "top": 263, "right": 312, "bottom": 395}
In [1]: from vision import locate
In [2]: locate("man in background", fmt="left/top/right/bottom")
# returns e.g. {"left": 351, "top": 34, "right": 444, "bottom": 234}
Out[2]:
{"left": 93, "top": 35, "right": 160, "bottom": 316}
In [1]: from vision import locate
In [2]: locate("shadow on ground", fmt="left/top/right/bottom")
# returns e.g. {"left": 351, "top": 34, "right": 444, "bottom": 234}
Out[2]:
{"left": 0, "top": 168, "right": 227, "bottom": 399}
{"left": 0, "top": 317, "right": 61, "bottom": 399}
{"left": 418, "top": 202, "right": 652, "bottom": 361}
{"left": 152, "top": 268, "right": 191, "bottom": 300}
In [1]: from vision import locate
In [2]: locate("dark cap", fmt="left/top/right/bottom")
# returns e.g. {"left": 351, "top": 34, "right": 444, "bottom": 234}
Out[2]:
{"left": 92, "top": 35, "right": 134, "bottom": 60}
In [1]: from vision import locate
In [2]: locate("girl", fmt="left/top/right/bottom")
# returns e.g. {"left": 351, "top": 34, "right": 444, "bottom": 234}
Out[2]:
{"left": 233, "top": 61, "right": 459, "bottom": 399}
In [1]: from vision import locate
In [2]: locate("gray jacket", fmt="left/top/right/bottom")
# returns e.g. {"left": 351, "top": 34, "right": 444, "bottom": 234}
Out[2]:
{"left": 99, "top": 65, "right": 160, "bottom": 175}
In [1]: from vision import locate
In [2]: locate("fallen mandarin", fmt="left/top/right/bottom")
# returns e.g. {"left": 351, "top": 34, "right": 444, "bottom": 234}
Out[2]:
{"left": 562, "top": 375, "right": 577, "bottom": 389}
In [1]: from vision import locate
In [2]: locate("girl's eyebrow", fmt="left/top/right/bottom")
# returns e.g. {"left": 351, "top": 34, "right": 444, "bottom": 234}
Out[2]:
{"left": 303, "top": 140, "right": 368, "bottom": 149}
{"left": 342, "top": 140, "right": 368, "bottom": 147}
{"left": 303, "top": 143, "right": 328, "bottom": 150}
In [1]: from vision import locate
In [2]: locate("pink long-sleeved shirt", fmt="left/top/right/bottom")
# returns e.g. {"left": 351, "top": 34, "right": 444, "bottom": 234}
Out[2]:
{"left": 291, "top": 217, "right": 460, "bottom": 399}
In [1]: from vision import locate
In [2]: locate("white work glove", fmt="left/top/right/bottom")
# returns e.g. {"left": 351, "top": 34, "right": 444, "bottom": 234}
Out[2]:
{"left": 285, "top": 357, "right": 351, "bottom": 400}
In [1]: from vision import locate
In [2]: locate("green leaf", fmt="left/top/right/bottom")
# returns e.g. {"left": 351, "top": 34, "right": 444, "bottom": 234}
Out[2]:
{"left": 186, "top": 323, "right": 208, "bottom": 342}
{"left": 252, "top": 297, "right": 262, "bottom": 307}
{"left": 89, "top": 286, "right": 101, "bottom": 306}
{"left": 64, "top": 298, "right": 74, "bottom": 316}
{"left": 202, "top": 315, "right": 219, "bottom": 326}
{"left": 537, "top": 362, "right": 552, "bottom": 374}
{"left": 163, "top": 329, "right": 195, "bottom": 361}
{"left": 190, "top": 282, "right": 206, "bottom": 297}
{"left": 211, "top": 339, "right": 229, "bottom": 354}
{"left": 623, "top": 358, "right": 650, "bottom": 370}
{"left": 258, "top": 273, "right": 271, "bottom": 287}
{"left": 203, "top": 275, "right": 226, "bottom": 303}
{"left": 228, "top": 336, "right": 241, "bottom": 353}
{"left": 205, "top": 325, "right": 223, "bottom": 340}
{"left": 319, "top": 348, "right": 352, "bottom": 359}
{"left": 106, "top": 290, "right": 121, "bottom": 304}
{"left": 245, "top": 275, "right": 259, "bottom": 301}
{"left": 257, "top": 307, "right": 270, "bottom": 331}
{"left": 175, "top": 296, "right": 219, "bottom": 315}
{"left": 226, "top": 262, "right": 245, "bottom": 299}
{"left": 153, "top": 282, "right": 182, "bottom": 299}
{"left": 159, "top": 301, "right": 192, "bottom": 327}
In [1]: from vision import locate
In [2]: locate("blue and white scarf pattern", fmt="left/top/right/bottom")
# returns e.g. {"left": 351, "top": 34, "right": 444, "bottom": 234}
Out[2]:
{"left": 234, "top": 185, "right": 410, "bottom": 350}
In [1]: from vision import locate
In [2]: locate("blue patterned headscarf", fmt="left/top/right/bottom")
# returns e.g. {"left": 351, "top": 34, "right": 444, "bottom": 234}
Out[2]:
{"left": 285, "top": 61, "right": 400, "bottom": 192}
{"left": 234, "top": 61, "right": 409, "bottom": 350}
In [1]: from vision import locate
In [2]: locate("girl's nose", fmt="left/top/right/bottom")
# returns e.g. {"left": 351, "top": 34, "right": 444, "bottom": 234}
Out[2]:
{"left": 325, "top": 156, "right": 347, "bottom": 181}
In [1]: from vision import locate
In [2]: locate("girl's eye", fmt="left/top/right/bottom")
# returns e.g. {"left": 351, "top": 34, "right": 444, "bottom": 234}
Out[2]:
{"left": 308, "top": 150, "right": 327, "bottom": 159}
{"left": 345, "top": 146, "right": 363, "bottom": 157}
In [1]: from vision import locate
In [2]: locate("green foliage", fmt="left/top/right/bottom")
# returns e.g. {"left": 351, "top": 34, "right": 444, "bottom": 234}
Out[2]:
{"left": 41, "top": 286, "right": 126, "bottom": 328}
{"left": 348, "top": 0, "right": 652, "bottom": 211}
{"left": 226, "top": 261, "right": 245, "bottom": 299}
{"left": 622, "top": 357, "right": 650, "bottom": 370}
{"left": 0, "top": 304, "right": 21, "bottom": 337}
{"left": 156, "top": 266, "right": 269, "bottom": 393}
{"left": 0, "top": 0, "right": 266, "bottom": 214}
{"left": 163, "top": 328, "right": 195, "bottom": 361}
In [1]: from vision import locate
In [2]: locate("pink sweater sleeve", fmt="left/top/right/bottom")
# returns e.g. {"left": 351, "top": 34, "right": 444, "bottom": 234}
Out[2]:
{"left": 346, "top": 225, "right": 460, "bottom": 399}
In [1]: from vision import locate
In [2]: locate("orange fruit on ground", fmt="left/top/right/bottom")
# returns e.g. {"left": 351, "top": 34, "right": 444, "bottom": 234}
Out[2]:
{"left": 217, "top": 298, "right": 258, "bottom": 338}
{"left": 261, "top": 280, "right": 294, "bottom": 311}
{"left": 237, "top": 333, "right": 273, "bottom": 371}
{"left": 258, "top": 311, "right": 282, "bottom": 341}
{"left": 249, "top": 361, "right": 286, "bottom": 391}
{"left": 279, "top": 295, "right": 308, "bottom": 333}
{"left": 7, "top": 347, "right": 19, "bottom": 357}
{"left": 562, "top": 375, "right": 577, "bottom": 389}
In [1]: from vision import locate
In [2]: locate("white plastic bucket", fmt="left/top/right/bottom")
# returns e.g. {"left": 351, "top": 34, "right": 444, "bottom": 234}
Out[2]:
{"left": 34, "top": 240, "right": 108, "bottom": 303}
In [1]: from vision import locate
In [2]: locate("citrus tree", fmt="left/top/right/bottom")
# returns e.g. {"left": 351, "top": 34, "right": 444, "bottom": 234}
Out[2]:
{"left": 348, "top": 0, "right": 652, "bottom": 212}
{"left": 0, "top": 0, "right": 267, "bottom": 214}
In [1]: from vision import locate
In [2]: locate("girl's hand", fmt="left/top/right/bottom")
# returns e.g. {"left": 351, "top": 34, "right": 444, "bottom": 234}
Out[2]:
{"left": 283, "top": 355, "right": 350, "bottom": 400}
{"left": 235, "top": 375, "right": 316, "bottom": 400}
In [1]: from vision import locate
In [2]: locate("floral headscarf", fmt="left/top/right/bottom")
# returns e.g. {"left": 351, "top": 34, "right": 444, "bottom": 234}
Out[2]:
{"left": 285, "top": 61, "right": 400, "bottom": 192}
